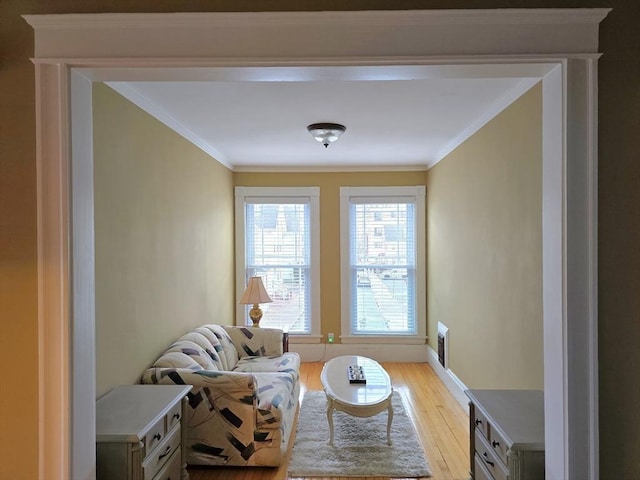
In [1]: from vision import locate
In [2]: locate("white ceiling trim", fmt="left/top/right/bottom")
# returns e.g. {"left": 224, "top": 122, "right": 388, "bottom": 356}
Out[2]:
{"left": 24, "top": 8, "right": 610, "bottom": 59}
{"left": 106, "top": 82, "right": 233, "bottom": 170}
{"left": 24, "top": 8, "right": 611, "bottom": 29}
{"left": 233, "top": 164, "right": 429, "bottom": 173}
{"left": 431, "top": 77, "right": 541, "bottom": 167}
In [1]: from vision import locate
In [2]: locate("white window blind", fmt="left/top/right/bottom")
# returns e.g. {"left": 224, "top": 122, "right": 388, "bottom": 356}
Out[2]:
{"left": 340, "top": 186, "right": 426, "bottom": 340}
{"left": 236, "top": 187, "right": 320, "bottom": 339}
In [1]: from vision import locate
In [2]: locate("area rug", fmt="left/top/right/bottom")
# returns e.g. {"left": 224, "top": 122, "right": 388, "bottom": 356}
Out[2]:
{"left": 288, "top": 391, "right": 432, "bottom": 477}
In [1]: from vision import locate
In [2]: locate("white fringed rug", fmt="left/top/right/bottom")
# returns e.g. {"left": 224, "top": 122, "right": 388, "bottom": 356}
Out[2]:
{"left": 288, "top": 391, "right": 432, "bottom": 477}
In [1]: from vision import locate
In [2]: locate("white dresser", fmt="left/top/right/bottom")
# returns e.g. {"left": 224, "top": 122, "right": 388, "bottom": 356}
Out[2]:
{"left": 465, "top": 390, "right": 545, "bottom": 480}
{"left": 96, "top": 385, "right": 192, "bottom": 480}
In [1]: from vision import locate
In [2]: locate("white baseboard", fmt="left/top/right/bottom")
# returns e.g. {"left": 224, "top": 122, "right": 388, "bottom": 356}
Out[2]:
{"left": 291, "top": 343, "right": 429, "bottom": 363}
{"left": 426, "top": 345, "right": 470, "bottom": 413}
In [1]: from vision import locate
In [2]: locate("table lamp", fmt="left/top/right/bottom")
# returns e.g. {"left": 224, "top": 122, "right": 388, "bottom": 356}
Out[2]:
{"left": 239, "top": 276, "right": 273, "bottom": 327}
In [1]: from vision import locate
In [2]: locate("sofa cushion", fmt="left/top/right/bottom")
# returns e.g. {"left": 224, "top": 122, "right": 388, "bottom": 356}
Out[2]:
{"left": 223, "top": 327, "right": 283, "bottom": 358}
{"left": 179, "top": 332, "right": 224, "bottom": 368}
{"left": 152, "top": 351, "right": 204, "bottom": 370}
{"left": 198, "top": 325, "right": 239, "bottom": 370}
{"left": 233, "top": 352, "right": 300, "bottom": 385}
{"left": 192, "top": 327, "right": 232, "bottom": 370}
{"left": 156, "top": 340, "right": 216, "bottom": 370}
{"left": 252, "top": 372, "right": 298, "bottom": 431}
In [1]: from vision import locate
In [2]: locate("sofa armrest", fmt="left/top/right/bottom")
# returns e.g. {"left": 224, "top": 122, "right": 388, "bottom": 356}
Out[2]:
{"left": 142, "top": 367, "right": 258, "bottom": 398}
{"left": 223, "top": 326, "right": 284, "bottom": 357}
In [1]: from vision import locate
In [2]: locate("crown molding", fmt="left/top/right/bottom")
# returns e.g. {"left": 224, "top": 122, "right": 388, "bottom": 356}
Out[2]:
{"left": 430, "top": 77, "right": 541, "bottom": 168}
{"left": 105, "top": 82, "right": 233, "bottom": 170}
{"left": 24, "top": 9, "right": 611, "bottom": 60}
{"left": 233, "top": 164, "right": 429, "bottom": 173}
{"left": 23, "top": 8, "right": 611, "bottom": 30}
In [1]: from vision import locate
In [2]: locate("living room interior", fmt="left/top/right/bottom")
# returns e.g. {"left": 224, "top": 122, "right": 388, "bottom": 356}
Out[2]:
{"left": 22, "top": 8, "right": 608, "bottom": 480}
{"left": 93, "top": 75, "right": 544, "bottom": 393}
{"left": 91, "top": 64, "right": 544, "bottom": 478}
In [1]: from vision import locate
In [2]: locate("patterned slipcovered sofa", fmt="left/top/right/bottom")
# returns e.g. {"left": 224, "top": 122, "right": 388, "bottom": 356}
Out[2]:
{"left": 141, "top": 324, "right": 300, "bottom": 467}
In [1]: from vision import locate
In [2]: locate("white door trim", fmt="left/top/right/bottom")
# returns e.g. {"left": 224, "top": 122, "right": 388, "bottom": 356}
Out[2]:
{"left": 24, "top": 9, "right": 608, "bottom": 480}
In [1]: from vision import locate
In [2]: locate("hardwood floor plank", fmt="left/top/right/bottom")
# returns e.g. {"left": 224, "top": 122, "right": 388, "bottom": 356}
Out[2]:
{"left": 188, "top": 362, "right": 470, "bottom": 480}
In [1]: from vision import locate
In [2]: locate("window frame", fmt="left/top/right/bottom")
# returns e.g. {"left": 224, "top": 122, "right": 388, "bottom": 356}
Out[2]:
{"left": 235, "top": 186, "right": 321, "bottom": 343}
{"left": 339, "top": 186, "right": 427, "bottom": 344}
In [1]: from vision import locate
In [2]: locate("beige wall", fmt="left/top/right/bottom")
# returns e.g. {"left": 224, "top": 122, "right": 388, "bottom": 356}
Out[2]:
{"left": 93, "top": 84, "right": 235, "bottom": 396}
{"left": 427, "top": 84, "right": 543, "bottom": 389}
{"left": 234, "top": 171, "right": 428, "bottom": 340}
{"left": 1, "top": 2, "right": 639, "bottom": 479}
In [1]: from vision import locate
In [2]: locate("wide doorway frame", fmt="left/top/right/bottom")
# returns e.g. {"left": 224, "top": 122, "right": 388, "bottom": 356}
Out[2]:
{"left": 26, "top": 8, "right": 608, "bottom": 480}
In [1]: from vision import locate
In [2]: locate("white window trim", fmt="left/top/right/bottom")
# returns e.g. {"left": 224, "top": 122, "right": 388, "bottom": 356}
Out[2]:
{"left": 235, "top": 186, "right": 321, "bottom": 342}
{"left": 339, "top": 185, "right": 426, "bottom": 344}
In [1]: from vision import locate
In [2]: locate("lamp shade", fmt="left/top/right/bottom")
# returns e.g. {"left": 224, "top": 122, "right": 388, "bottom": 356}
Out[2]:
{"left": 239, "top": 277, "right": 273, "bottom": 305}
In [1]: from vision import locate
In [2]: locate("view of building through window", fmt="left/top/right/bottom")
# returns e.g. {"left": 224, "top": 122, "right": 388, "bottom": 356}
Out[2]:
{"left": 350, "top": 202, "right": 416, "bottom": 334}
{"left": 239, "top": 186, "right": 421, "bottom": 337}
{"left": 245, "top": 203, "right": 310, "bottom": 333}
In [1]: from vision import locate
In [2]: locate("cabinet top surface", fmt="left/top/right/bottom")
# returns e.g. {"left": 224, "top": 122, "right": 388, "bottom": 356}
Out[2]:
{"left": 465, "top": 389, "right": 544, "bottom": 450}
{"left": 96, "top": 385, "right": 191, "bottom": 440}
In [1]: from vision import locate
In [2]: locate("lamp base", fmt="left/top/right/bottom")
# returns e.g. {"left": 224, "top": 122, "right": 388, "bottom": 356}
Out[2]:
{"left": 249, "top": 304, "right": 263, "bottom": 327}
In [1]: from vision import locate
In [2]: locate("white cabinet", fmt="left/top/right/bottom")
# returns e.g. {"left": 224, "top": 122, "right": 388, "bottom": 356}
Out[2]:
{"left": 96, "top": 385, "right": 191, "bottom": 480}
{"left": 465, "top": 390, "right": 545, "bottom": 480}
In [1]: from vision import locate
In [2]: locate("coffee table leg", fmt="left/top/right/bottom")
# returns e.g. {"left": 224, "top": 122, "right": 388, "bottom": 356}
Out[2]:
{"left": 386, "top": 403, "right": 394, "bottom": 445}
{"left": 327, "top": 399, "right": 335, "bottom": 445}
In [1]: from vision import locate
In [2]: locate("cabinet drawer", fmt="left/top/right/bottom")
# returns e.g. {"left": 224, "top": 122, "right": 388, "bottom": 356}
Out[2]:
{"left": 143, "top": 399, "right": 183, "bottom": 458}
{"left": 166, "top": 401, "right": 182, "bottom": 432}
{"left": 474, "top": 453, "right": 496, "bottom": 480}
{"left": 473, "top": 407, "right": 489, "bottom": 439}
{"left": 152, "top": 446, "right": 182, "bottom": 480}
{"left": 475, "top": 429, "right": 508, "bottom": 480}
{"left": 489, "top": 426, "right": 509, "bottom": 466}
{"left": 144, "top": 416, "right": 166, "bottom": 456}
{"left": 143, "top": 425, "right": 181, "bottom": 480}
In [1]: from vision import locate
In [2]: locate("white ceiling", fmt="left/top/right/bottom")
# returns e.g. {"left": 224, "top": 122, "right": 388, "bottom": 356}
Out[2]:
{"left": 107, "top": 69, "right": 539, "bottom": 171}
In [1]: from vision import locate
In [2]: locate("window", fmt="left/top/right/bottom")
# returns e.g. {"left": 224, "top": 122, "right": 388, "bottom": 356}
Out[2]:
{"left": 235, "top": 187, "right": 321, "bottom": 342}
{"left": 340, "top": 186, "right": 426, "bottom": 344}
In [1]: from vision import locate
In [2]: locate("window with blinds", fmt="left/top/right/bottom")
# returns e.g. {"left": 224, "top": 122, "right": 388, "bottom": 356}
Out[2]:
{"left": 235, "top": 187, "right": 320, "bottom": 338}
{"left": 340, "top": 186, "right": 426, "bottom": 340}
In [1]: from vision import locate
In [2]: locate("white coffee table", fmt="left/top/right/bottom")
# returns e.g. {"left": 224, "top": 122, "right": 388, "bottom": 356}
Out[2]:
{"left": 320, "top": 355, "right": 394, "bottom": 445}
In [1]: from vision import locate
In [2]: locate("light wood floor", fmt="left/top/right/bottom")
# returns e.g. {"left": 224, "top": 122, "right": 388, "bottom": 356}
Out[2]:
{"left": 188, "top": 362, "right": 470, "bottom": 480}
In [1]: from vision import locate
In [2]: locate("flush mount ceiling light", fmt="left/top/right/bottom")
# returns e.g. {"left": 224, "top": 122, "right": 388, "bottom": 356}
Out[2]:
{"left": 307, "top": 123, "right": 346, "bottom": 148}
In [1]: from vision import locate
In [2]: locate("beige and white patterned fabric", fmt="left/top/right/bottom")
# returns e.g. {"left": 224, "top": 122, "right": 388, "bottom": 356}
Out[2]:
{"left": 223, "top": 326, "right": 284, "bottom": 358}
{"left": 141, "top": 324, "right": 300, "bottom": 467}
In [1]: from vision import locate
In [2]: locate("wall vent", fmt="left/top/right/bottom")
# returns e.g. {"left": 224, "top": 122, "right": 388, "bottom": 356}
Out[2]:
{"left": 437, "top": 322, "right": 449, "bottom": 369}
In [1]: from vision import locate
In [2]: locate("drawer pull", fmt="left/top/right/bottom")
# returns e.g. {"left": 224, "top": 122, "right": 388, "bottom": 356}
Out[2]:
{"left": 172, "top": 412, "right": 181, "bottom": 421}
{"left": 158, "top": 445, "right": 172, "bottom": 461}
{"left": 475, "top": 418, "right": 483, "bottom": 426}
{"left": 153, "top": 432, "right": 162, "bottom": 441}
{"left": 482, "top": 452, "right": 494, "bottom": 467}
{"left": 492, "top": 440, "right": 500, "bottom": 448}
